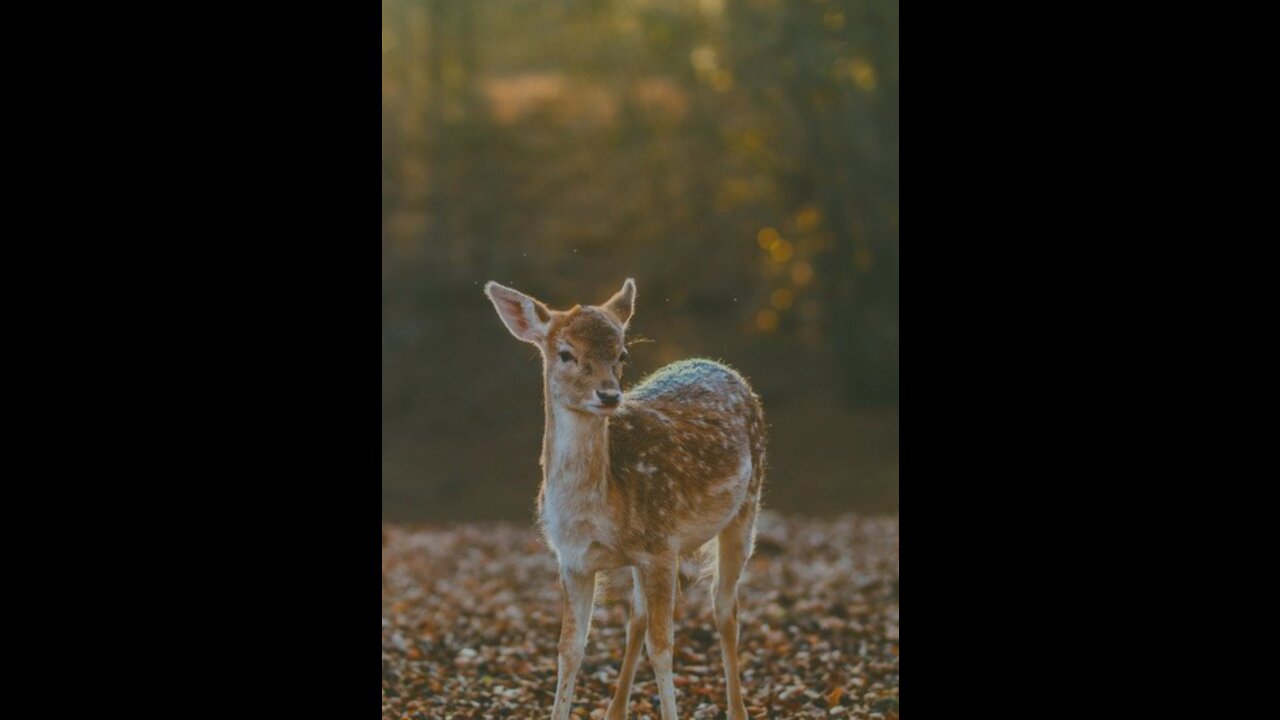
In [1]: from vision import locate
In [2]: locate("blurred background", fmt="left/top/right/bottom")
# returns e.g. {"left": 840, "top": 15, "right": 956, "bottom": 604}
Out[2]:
{"left": 382, "top": 0, "right": 898, "bottom": 523}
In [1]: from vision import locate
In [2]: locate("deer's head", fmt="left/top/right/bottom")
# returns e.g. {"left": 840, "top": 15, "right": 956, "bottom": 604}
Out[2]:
{"left": 485, "top": 278, "right": 636, "bottom": 417}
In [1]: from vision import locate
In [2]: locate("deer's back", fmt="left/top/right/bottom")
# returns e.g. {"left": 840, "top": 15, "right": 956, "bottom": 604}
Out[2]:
{"left": 607, "top": 359, "right": 766, "bottom": 554}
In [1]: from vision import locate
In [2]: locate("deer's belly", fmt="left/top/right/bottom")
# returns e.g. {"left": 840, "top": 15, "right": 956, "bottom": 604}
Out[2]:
{"left": 676, "top": 506, "right": 742, "bottom": 554}
{"left": 675, "top": 452, "right": 754, "bottom": 553}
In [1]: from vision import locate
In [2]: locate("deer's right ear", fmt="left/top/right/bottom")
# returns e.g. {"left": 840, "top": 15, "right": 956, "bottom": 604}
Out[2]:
{"left": 485, "top": 282, "right": 552, "bottom": 344}
{"left": 603, "top": 278, "right": 636, "bottom": 327}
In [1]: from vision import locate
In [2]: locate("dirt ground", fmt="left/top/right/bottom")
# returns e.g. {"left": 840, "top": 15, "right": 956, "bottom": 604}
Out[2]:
{"left": 382, "top": 512, "right": 899, "bottom": 719}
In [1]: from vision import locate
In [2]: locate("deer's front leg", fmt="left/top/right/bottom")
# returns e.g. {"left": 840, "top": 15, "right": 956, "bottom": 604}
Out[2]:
{"left": 552, "top": 567, "right": 597, "bottom": 720}
{"left": 639, "top": 557, "right": 680, "bottom": 720}
{"left": 606, "top": 568, "right": 647, "bottom": 720}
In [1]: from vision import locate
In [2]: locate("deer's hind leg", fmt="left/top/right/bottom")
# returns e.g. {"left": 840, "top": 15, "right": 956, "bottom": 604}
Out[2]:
{"left": 713, "top": 506, "right": 757, "bottom": 720}
{"left": 605, "top": 567, "right": 647, "bottom": 720}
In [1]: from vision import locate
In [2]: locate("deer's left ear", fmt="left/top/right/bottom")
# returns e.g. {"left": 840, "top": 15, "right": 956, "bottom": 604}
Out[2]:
{"left": 603, "top": 278, "right": 636, "bottom": 327}
{"left": 485, "top": 281, "right": 553, "bottom": 344}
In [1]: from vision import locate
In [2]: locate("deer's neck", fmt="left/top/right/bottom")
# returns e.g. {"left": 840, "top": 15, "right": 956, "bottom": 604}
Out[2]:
{"left": 542, "top": 403, "right": 610, "bottom": 497}
{"left": 540, "top": 401, "right": 622, "bottom": 571}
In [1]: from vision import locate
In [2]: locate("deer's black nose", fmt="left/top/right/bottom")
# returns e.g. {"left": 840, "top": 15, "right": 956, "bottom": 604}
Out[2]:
{"left": 597, "top": 391, "right": 620, "bottom": 408}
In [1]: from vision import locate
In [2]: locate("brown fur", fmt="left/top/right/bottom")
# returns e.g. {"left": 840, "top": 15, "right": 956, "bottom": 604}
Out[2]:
{"left": 484, "top": 279, "right": 766, "bottom": 720}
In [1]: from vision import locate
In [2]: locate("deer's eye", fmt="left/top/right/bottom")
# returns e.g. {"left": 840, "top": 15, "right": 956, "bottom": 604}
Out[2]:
{"left": 558, "top": 350, "right": 576, "bottom": 363}
{"left": 619, "top": 351, "right": 629, "bottom": 364}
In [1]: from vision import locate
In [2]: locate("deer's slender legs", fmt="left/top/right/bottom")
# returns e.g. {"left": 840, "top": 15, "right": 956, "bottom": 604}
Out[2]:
{"left": 551, "top": 568, "right": 597, "bottom": 720}
{"left": 713, "top": 510, "right": 755, "bottom": 720}
{"left": 639, "top": 558, "right": 680, "bottom": 720}
{"left": 605, "top": 568, "right": 648, "bottom": 720}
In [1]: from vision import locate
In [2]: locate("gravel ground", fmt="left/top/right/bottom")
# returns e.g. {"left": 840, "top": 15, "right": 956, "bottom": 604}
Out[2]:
{"left": 382, "top": 512, "right": 899, "bottom": 719}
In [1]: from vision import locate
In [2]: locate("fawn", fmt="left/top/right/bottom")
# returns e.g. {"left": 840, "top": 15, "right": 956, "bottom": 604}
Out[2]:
{"left": 484, "top": 278, "right": 766, "bottom": 720}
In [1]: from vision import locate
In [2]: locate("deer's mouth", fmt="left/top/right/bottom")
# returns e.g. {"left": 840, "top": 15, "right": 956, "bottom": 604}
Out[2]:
{"left": 584, "top": 402, "right": 620, "bottom": 417}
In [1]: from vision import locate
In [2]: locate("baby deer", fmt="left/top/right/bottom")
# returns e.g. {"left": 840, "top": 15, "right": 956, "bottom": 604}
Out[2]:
{"left": 485, "top": 278, "right": 766, "bottom": 720}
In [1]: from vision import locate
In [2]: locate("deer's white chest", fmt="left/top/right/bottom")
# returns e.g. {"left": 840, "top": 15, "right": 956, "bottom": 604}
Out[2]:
{"left": 540, "top": 409, "right": 626, "bottom": 572}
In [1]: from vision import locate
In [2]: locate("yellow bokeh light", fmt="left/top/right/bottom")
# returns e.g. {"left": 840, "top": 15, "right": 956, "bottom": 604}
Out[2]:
{"left": 757, "top": 227, "right": 780, "bottom": 250}
{"left": 796, "top": 205, "right": 822, "bottom": 232}
{"left": 850, "top": 58, "right": 877, "bottom": 91}
{"left": 791, "top": 261, "right": 814, "bottom": 285}
{"left": 756, "top": 308, "right": 779, "bottom": 332}
{"left": 771, "top": 288, "right": 794, "bottom": 311}
{"left": 770, "top": 238, "right": 794, "bottom": 263}
{"left": 690, "top": 46, "right": 717, "bottom": 73}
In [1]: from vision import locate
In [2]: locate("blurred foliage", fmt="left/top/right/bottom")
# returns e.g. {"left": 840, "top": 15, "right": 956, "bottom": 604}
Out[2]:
{"left": 383, "top": 0, "right": 898, "bottom": 520}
